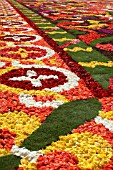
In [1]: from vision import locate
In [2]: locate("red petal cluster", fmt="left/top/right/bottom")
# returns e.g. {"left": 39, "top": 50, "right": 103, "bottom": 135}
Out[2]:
{"left": 0, "top": 128, "right": 16, "bottom": 150}
{"left": 108, "top": 77, "right": 113, "bottom": 89}
{"left": 96, "top": 43, "right": 113, "bottom": 51}
{"left": 72, "top": 120, "right": 113, "bottom": 147}
{"left": 99, "top": 97, "right": 113, "bottom": 112}
{"left": 36, "top": 150, "right": 81, "bottom": 170}
{"left": 79, "top": 32, "right": 106, "bottom": 44}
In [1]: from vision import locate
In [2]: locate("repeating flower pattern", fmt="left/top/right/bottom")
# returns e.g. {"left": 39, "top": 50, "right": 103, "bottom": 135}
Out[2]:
{"left": 0, "top": 0, "right": 113, "bottom": 170}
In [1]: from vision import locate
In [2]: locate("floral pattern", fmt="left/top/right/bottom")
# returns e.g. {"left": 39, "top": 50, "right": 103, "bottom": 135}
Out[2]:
{"left": 0, "top": 0, "right": 113, "bottom": 169}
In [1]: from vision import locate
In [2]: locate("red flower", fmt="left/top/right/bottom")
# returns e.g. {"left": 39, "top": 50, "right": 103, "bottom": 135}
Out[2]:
{"left": 108, "top": 77, "right": 113, "bottom": 89}
{"left": 36, "top": 150, "right": 81, "bottom": 170}
{"left": 79, "top": 32, "right": 106, "bottom": 44}
{"left": 96, "top": 43, "right": 113, "bottom": 51}
{"left": 72, "top": 120, "right": 113, "bottom": 147}
{"left": 17, "top": 168, "right": 24, "bottom": 170}
{"left": 0, "top": 128, "right": 16, "bottom": 150}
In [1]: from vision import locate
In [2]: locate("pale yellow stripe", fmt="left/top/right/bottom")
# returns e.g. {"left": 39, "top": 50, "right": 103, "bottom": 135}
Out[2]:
{"left": 53, "top": 38, "right": 75, "bottom": 42}
{"left": 35, "top": 22, "right": 52, "bottom": 25}
{"left": 99, "top": 111, "right": 113, "bottom": 120}
{"left": 47, "top": 31, "right": 67, "bottom": 34}
{"left": 64, "top": 47, "right": 93, "bottom": 52}
{"left": 78, "top": 61, "right": 113, "bottom": 68}
{"left": 0, "top": 57, "right": 44, "bottom": 65}
{"left": 39, "top": 26, "right": 58, "bottom": 29}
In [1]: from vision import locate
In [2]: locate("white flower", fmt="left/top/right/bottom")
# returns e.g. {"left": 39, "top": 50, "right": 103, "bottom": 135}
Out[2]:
{"left": 95, "top": 116, "right": 113, "bottom": 132}
{"left": 11, "top": 145, "right": 44, "bottom": 162}
{"left": 19, "top": 93, "right": 64, "bottom": 108}
{"left": 0, "top": 62, "right": 5, "bottom": 68}
{"left": 11, "top": 62, "right": 80, "bottom": 92}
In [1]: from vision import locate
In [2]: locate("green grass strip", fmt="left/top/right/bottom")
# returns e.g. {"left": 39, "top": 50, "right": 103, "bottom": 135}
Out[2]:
{"left": 90, "top": 36, "right": 113, "bottom": 47}
{"left": 0, "top": 155, "right": 20, "bottom": 170}
{"left": 21, "top": 99, "right": 101, "bottom": 151}
{"left": 84, "top": 66, "right": 113, "bottom": 89}
{"left": 69, "top": 30, "right": 86, "bottom": 35}
{"left": 67, "top": 49, "right": 109, "bottom": 62}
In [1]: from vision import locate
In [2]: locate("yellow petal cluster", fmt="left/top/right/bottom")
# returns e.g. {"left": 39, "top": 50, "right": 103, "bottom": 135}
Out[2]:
{"left": 39, "top": 26, "right": 58, "bottom": 29}
{"left": 47, "top": 31, "right": 67, "bottom": 34}
{"left": 0, "top": 83, "right": 68, "bottom": 102}
{"left": 19, "top": 158, "right": 37, "bottom": 170}
{"left": 36, "top": 22, "right": 51, "bottom": 25}
{"left": 53, "top": 38, "right": 74, "bottom": 42}
{"left": 64, "top": 47, "right": 92, "bottom": 52}
{"left": 78, "top": 61, "right": 113, "bottom": 68}
{"left": 0, "top": 111, "right": 41, "bottom": 146}
{"left": 99, "top": 110, "right": 113, "bottom": 120}
{"left": 49, "top": 59, "right": 59, "bottom": 65}
{"left": 43, "top": 132, "right": 112, "bottom": 170}
{"left": 0, "top": 148, "right": 11, "bottom": 157}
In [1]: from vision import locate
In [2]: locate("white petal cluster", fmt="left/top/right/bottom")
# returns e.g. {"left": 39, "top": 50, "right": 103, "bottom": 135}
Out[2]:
{"left": 0, "top": 62, "right": 5, "bottom": 68}
{"left": 11, "top": 62, "right": 80, "bottom": 92}
{"left": 19, "top": 93, "right": 64, "bottom": 108}
{"left": 10, "top": 34, "right": 42, "bottom": 42}
{"left": 11, "top": 145, "right": 44, "bottom": 162}
{"left": 95, "top": 116, "right": 113, "bottom": 132}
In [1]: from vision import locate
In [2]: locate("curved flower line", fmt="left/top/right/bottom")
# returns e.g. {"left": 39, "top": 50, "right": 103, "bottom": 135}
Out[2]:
{"left": 3, "top": 27, "right": 33, "bottom": 34}
{"left": 11, "top": 145, "right": 44, "bottom": 162}
{"left": 19, "top": 93, "right": 64, "bottom": 108}
{"left": 0, "top": 34, "right": 42, "bottom": 42}
{"left": 3, "top": 20, "right": 27, "bottom": 28}
{"left": 2, "top": 44, "right": 55, "bottom": 60}
{"left": 11, "top": 61, "right": 80, "bottom": 92}
{"left": 1, "top": 13, "right": 19, "bottom": 18}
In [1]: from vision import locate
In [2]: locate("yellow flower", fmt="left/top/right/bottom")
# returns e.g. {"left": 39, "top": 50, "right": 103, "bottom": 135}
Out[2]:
{"left": 78, "top": 61, "right": 113, "bottom": 68}
{"left": 0, "top": 111, "right": 41, "bottom": 146}
{"left": 64, "top": 47, "right": 93, "bottom": 52}
{"left": 43, "top": 132, "right": 112, "bottom": 170}
{"left": 0, "top": 148, "right": 11, "bottom": 157}
{"left": 19, "top": 158, "right": 37, "bottom": 170}
{"left": 99, "top": 111, "right": 113, "bottom": 120}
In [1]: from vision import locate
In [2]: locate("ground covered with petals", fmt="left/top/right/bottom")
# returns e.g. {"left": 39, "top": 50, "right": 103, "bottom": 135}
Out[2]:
{"left": 0, "top": 0, "right": 113, "bottom": 170}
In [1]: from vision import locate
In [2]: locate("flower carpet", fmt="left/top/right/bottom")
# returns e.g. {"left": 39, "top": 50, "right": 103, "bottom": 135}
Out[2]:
{"left": 0, "top": 0, "right": 113, "bottom": 169}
